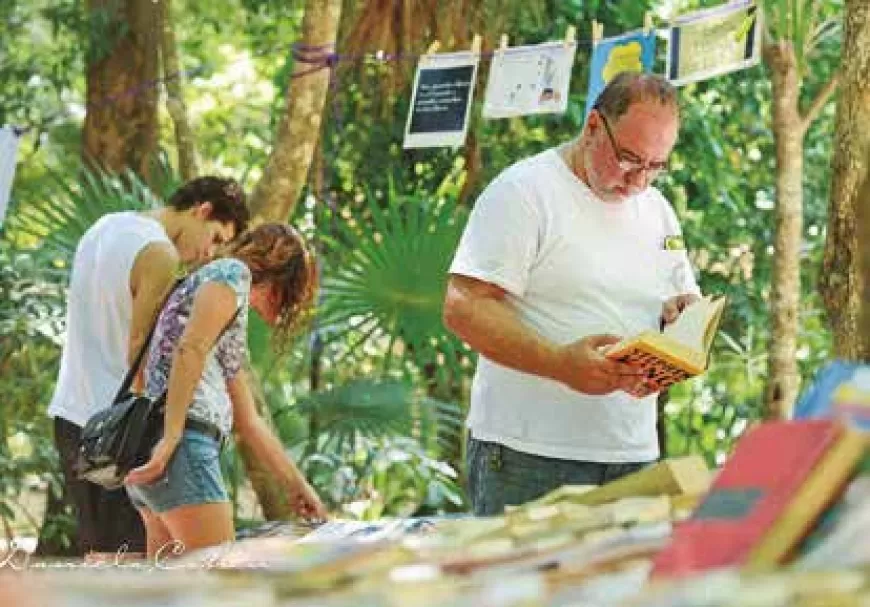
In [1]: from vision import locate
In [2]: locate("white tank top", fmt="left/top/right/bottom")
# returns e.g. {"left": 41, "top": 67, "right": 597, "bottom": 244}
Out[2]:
{"left": 48, "top": 212, "right": 171, "bottom": 426}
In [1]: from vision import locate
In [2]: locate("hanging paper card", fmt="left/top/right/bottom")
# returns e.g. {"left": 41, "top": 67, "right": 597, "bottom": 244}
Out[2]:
{"left": 667, "top": 0, "right": 761, "bottom": 87}
{"left": 483, "top": 41, "right": 577, "bottom": 119}
{"left": 403, "top": 51, "right": 479, "bottom": 149}
{"left": 585, "top": 30, "right": 656, "bottom": 120}
{"left": 0, "top": 127, "right": 21, "bottom": 227}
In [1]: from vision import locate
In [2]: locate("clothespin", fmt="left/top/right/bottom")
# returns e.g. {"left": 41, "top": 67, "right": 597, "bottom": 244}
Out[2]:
{"left": 564, "top": 25, "right": 576, "bottom": 47}
{"left": 734, "top": 12, "right": 757, "bottom": 42}
{"left": 425, "top": 40, "right": 441, "bottom": 55}
{"left": 471, "top": 34, "right": 482, "bottom": 55}
{"left": 591, "top": 21, "right": 604, "bottom": 47}
{"left": 499, "top": 34, "right": 509, "bottom": 52}
{"left": 644, "top": 12, "right": 653, "bottom": 35}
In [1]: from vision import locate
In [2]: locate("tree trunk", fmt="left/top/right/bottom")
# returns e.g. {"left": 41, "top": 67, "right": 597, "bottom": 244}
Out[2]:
{"left": 763, "top": 42, "right": 804, "bottom": 420}
{"left": 235, "top": 366, "right": 296, "bottom": 520}
{"left": 157, "top": 0, "right": 199, "bottom": 181}
{"left": 236, "top": 444, "right": 295, "bottom": 520}
{"left": 249, "top": 0, "right": 342, "bottom": 223}
{"left": 860, "top": 161, "right": 870, "bottom": 347}
{"left": 83, "top": 0, "right": 160, "bottom": 182}
{"left": 821, "top": 0, "right": 870, "bottom": 361}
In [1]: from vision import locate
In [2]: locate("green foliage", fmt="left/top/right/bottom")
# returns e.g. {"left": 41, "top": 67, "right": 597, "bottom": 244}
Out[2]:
{"left": 271, "top": 379, "right": 465, "bottom": 517}
{"left": 316, "top": 182, "right": 472, "bottom": 386}
{"left": 295, "top": 435, "right": 464, "bottom": 519}
{"left": 288, "top": 378, "right": 464, "bottom": 454}
{"left": 764, "top": 0, "right": 843, "bottom": 72}
{"left": 10, "top": 168, "right": 163, "bottom": 262}
{"left": 0, "top": 240, "right": 67, "bottom": 543}
{"left": 0, "top": 0, "right": 84, "bottom": 131}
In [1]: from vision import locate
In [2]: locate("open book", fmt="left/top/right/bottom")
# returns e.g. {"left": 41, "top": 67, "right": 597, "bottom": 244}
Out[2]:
{"left": 605, "top": 295, "right": 727, "bottom": 396}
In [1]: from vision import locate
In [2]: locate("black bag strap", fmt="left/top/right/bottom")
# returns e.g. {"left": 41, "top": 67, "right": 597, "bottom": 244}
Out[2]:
{"left": 113, "top": 278, "right": 185, "bottom": 404}
{"left": 113, "top": 280, "right": 243, "bottom": 405}
{"left": 150, "top": 306, "right": 241, "bottom": 404}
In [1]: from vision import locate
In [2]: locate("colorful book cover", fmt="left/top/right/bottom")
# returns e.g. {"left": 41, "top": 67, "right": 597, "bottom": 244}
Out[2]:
{"left": 666, "top": 0, "right": 761, "bottom": 87}
{"left": 650, "top": 420, "right": 855, "bottom": 578}
{"left": 585, "top": 29, "right": 656, "bottom": 121}
{"left": 794, "top": 361, "right": 870, "bottom": 430}
{"left": 483, "top": 41, "right": 576, "bottom": 119}
{"left": 795, "top": 449, "right": 870, "bottom": 565}
{"left": 605, "top": 296, "right": 726, "bottom": 396}
{"left": 404, "top": 51, "right": 479, "bottom": 149}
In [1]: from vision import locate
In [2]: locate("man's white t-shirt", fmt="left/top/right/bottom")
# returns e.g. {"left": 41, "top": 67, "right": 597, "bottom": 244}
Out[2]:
{"left": 48, "top": 212, "right": 171, "bottom": 427}
{"left": 449, "top": 149, "right": 699, "bottom": 463}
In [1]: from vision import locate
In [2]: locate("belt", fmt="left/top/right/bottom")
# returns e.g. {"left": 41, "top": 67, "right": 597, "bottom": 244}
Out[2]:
{"left": 184, "top": 418, "right": 225, "bottom": 447}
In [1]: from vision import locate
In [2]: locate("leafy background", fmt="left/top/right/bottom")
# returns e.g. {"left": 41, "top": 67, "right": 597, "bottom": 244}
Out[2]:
{"left": 0, "top": 0, "right": 841, "bottom": 551}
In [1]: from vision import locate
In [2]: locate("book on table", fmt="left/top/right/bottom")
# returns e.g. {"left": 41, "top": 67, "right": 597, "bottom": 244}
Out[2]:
{"left": 605, "top": 295, "right": 727, "bottom": 396}
{"left": 514, "top": 455, "right": 711, "bottom": 510}
{"left": 650, "top": 419, "right": 868, "bottom": 578}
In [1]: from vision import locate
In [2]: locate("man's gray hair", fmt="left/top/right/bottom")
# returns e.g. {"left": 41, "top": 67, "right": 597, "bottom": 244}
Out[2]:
{"left": 592, "top": 72, "right": 679, "bottom": 121}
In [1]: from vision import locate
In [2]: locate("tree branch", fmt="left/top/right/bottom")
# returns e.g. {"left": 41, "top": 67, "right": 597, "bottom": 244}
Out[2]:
{"left": 801, "top": 72, "right": 840, "bottom": 134}
{"left": 249, "top": 0, "right": 342, "bottom": 222}
{"left": 158, "top": 0, "right": 199, "bottom": 180}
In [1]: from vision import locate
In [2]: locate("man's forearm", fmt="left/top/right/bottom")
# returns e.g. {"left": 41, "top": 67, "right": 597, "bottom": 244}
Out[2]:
{"left": 445, "top": 294, "right": 563, "bottom": 381}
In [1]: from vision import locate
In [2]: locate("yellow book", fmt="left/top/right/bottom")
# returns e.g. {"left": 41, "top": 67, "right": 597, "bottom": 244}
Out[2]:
{"left": 606, "top": 295, "right": 727, "bottom": 396}
{"left": 744, "top": 426, "right": 868, "bottom": 570}
{"left": 520, "top": 456, "right": 711, "bottom": 509}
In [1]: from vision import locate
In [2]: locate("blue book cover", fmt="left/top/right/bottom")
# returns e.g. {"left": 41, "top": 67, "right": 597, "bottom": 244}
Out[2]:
{"left": 584, "top": 29, "right": 656, "bottom": 121}
{"left": 794, "top": 360, "right": 870, "bottom": 430}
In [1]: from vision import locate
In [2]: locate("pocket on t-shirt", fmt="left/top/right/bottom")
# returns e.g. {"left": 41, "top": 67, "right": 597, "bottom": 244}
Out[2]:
{"left": 655, "top": 250, "right": 694, "bottom": 295}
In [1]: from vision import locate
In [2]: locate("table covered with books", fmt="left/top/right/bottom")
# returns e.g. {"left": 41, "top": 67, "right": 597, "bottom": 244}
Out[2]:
{"left": 8, "top": 393, "right": 870, "bottom": 607}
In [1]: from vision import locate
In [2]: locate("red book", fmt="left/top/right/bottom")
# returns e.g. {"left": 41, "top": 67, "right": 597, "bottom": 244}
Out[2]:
{"left": 650, "top": 419, "right": 846, "bottom": 578}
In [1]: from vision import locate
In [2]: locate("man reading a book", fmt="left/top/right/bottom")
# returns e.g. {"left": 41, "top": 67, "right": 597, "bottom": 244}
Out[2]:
{"left": 443, "top": 72, "right": 702, "bottom": 516}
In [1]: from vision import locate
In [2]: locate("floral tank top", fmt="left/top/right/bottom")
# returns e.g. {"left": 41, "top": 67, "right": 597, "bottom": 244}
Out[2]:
{"left": 144, "top": 258, "right": 250, "bottom": 435}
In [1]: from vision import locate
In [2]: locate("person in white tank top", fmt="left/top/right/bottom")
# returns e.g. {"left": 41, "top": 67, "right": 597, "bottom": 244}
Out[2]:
{"left": 444, "top": 73, "right": 704, "bottom": 516}
{"left": 49, "top": 176, "right": 249, "bottom": 555}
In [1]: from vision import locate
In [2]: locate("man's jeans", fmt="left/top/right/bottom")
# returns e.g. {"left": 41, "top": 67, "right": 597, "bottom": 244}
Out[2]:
{"left": 466, "top": 436, "right": 653, "bottom": 516}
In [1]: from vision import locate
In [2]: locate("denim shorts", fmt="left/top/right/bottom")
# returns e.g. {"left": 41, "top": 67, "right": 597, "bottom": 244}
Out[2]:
{"left": 126, "top": 429, "right": 228, "bottom": 514}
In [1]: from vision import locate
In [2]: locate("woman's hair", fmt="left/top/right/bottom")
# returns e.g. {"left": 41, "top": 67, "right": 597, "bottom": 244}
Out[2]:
{"left": 219, "top": 223, "right": 317, "bottom": 349}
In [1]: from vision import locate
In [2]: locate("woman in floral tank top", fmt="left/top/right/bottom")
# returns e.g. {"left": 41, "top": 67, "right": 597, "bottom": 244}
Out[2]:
{"left": 124, "top": 223, "right": 326, "bottom": 555}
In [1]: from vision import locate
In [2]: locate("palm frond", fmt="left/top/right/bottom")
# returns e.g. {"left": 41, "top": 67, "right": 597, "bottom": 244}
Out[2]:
{"left": 316, "top": 186, "right": 472, "bottom": 382}
{"left": 10, "top": 166, "right": 162, "bottom": 263}
{"left": 290, "top": 378, "right": 463, "bottom": 456}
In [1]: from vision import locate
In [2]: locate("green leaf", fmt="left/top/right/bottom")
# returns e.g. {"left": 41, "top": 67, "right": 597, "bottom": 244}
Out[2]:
{"left": 316, "top": 186, "right": 472, "bottom": 384}
{"left": 295, "top": 378, "right": 462, "bottom": 456}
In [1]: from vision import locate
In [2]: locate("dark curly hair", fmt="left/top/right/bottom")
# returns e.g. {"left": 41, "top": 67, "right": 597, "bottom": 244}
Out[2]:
{"left": 167, "top": 176, "right": 250, "bottom": 236}
{"left": 219, "top": 223, "right": 317, "bottom": 351}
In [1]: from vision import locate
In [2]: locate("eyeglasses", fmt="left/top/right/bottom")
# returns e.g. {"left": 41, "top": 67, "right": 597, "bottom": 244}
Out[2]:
{"left": 596, "top": 109, "right": 669, "bottom": 177}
